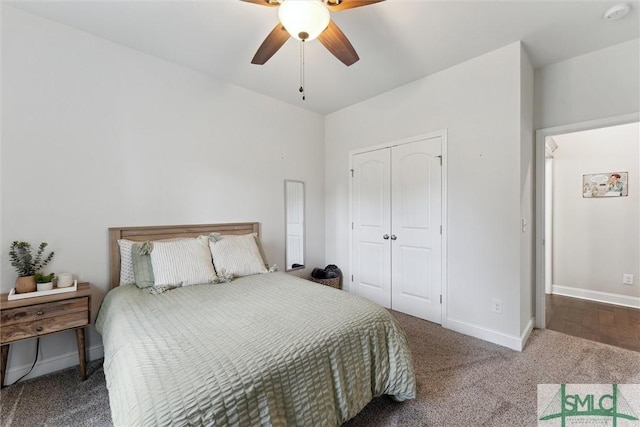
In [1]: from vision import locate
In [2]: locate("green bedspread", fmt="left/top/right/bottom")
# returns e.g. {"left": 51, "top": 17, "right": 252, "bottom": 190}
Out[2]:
{"left": 95, "top": 272, "right": 416, "bottom": 426}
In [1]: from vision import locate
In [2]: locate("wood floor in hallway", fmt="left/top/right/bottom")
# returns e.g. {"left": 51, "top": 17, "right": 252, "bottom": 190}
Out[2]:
{"left": 546, "top": 294, "right": 640, "bottom": 352}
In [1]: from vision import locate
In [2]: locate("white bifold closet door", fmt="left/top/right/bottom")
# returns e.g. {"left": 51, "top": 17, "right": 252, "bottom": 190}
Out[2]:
{"left": 351, "top": 137, "right": 442, "bottom": 323}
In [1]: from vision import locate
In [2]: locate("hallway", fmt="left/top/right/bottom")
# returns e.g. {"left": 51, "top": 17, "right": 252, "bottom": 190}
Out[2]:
{"left": 546, "top": 294, "right": 640, "bottom": 352}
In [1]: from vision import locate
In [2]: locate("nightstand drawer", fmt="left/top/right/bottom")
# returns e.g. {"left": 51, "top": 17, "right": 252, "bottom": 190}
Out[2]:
{"left": 1, "top": 310, "right": 89, "bottom": 344}
{"left": 0, "top": 297, "right": 88, "bottom": 326}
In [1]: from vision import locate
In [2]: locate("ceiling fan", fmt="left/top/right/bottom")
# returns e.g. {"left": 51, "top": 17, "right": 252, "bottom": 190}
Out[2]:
{"left": 241, "top": 0, "right": 385, "bottom": 66}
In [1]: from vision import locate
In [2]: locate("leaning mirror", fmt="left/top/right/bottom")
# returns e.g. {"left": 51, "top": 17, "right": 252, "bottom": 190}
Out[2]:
{"left": 285, "top": 180, "right": 305, "bottom": 271}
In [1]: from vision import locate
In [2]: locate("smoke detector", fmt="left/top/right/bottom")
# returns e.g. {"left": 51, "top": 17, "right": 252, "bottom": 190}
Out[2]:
{"left": 603, "top": 3, "right": 631, "bottom": 20}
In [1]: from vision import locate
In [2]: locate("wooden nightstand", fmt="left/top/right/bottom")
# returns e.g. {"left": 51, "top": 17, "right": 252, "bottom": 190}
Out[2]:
{"left": 0, "top": 282, "right": 91, "bottom": 388}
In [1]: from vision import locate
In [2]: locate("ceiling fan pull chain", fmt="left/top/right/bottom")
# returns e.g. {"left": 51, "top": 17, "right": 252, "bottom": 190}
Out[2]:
{"left": 299, "top": 40, "right": 306, "bottom": 101}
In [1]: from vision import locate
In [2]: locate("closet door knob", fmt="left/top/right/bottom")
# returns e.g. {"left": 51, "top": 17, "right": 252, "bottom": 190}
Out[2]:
{"left": 383, "top": 234, "right": 390, "bottom": 240}
{"left": 390, "top": 235, "right": 397, "bottom": 240}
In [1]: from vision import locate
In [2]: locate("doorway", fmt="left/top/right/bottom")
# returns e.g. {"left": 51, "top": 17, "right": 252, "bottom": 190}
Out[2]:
{"left": 535, "top": 113, "right": 640, "bottom": 350}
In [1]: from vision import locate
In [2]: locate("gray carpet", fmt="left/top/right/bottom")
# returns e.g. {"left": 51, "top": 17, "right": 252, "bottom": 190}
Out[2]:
{"left": 1, "top": 359, "right": 111, "bottom": 426}
{"left": 2, "top": 311, "right": 639, "bottom": 426}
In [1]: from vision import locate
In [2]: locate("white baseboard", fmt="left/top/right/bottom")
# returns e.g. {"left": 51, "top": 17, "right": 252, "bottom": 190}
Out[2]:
{"left": 446, "top": 317, "right": 530, "bottom": 351}
{"left": 4, "top": 345, "right": 104, "bottom": 385}
{"left": 552, "top": 284, "right": 640, "bottom": 309}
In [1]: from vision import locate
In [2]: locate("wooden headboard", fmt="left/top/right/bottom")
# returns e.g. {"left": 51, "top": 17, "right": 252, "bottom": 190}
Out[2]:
{"left": 108, "top": 222, "right": 260, "bottom": 289}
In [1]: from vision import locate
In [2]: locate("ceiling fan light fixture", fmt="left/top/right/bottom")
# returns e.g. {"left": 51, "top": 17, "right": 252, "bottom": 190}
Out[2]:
{"left": 278, "top": 0, "right": 330, "bottom": 41}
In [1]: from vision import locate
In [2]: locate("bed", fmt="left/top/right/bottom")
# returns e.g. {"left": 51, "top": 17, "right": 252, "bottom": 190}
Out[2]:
{"left": 96, "top": 222, "right": 416, "bottom": 426}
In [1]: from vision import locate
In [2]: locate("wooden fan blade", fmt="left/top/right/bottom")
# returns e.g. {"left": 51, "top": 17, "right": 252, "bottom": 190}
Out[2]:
{"left": 317, "top": 20, "right": 359, "bottom": 66}
{"left": 326, "top": 0, "right": 384, "bottom": 12}
{"left": 240, "top": 0, "right": 279, "bottom": 7}
{"left": 251, "top": 24, "right": 290, "bottom": 65}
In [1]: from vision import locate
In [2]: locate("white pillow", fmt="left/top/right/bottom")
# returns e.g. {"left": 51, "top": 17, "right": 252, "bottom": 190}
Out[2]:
{"left": 209, "top": 233, "right": 268, "bottom": 277}
{"left": 150, "top": 236, "right": 217, "bottom": 286}
{"left": 117, "top": 239, "right": 136, "bottom": 286}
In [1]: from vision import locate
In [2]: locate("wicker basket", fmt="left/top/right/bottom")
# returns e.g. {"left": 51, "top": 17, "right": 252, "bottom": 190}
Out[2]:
{"left": 311, "top": 276, "right": 341, "bottom": 289}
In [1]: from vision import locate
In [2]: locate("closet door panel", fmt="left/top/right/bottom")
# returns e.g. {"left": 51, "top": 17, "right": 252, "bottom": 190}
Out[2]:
{"left": 398, "top": 152, "right": 430, "bottom": 229}
{"left": 397, "top": 246, "right": 431, "bottom": 299}
{"left": 391, "top": 137, "right": 442, "bottom": 323}
{"left": 351, "top": 149, "right": 391, "bottom": 308}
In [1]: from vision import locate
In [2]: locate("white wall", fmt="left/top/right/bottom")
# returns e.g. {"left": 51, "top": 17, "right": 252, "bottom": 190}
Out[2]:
{"left": 535, "top": 39, "right": 640, "bottom": 130}
{"left": 1, "top": 6, "right": 325, "bottom": 382}
{"left": 326, "top": 42, "right": 533, "bottom": 349}
{"left": 519, "top": 45, "right": 535, "bottom": 334}
{"left": 552, "top": 123, "right": 639, "bottom": 300}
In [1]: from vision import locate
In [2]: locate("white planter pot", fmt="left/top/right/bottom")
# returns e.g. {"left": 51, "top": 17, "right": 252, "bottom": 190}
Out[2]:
{"left": 37, "top": 282, "right": 54, "bottom": 291}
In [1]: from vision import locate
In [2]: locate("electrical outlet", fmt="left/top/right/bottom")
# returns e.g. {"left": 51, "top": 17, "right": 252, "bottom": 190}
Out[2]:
{"left": 491, "top": 299, "right": 503, "bottom": 314}
{"left": 623, "top": 274, "right": 634, "bottom": 285}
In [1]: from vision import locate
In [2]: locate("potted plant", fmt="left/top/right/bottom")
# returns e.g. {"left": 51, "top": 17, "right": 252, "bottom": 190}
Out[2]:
{"left": 35, "top": 272, "right": 56, "bottom": 292}
{"left": 9, "top": 241, "right": 55, "bottom": 293}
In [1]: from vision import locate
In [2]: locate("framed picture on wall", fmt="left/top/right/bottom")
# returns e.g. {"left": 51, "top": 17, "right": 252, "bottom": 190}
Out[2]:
{"left": 582, "top": 171, "right": 628, "bottom": 198}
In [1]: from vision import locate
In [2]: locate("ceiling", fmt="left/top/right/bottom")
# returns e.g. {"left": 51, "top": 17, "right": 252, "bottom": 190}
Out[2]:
{"left": 6, "top": 0, "right": 640, "bottom": 115}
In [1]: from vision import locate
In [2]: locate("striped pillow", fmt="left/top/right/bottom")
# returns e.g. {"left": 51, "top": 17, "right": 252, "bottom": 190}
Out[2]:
{"left": 209, "top": 233, "right": 268, "bottom": 277}
{"left": 150, "top": 236, "right": 217, "bottom": 286}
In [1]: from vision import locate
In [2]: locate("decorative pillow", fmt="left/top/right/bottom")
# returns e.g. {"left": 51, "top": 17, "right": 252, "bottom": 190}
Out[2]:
{"left": 131, "top": 242, "right": 155, "bottom": 288}
{"left": 150, "top": 236, "right": 217, "bottom": 286}
{"left": 254, "top": 234, "right": 270, "bottom": 269}
{"left": 208, "top": 233, "right": 268, "bottom": 277}
{"left": 117, "top": 239, "right": 136, "bottom": 286}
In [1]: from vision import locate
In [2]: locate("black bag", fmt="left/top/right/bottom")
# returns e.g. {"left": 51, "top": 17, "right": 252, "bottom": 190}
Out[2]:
{"left": 311, "top": 264, "right": 342, "bottom": 279}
